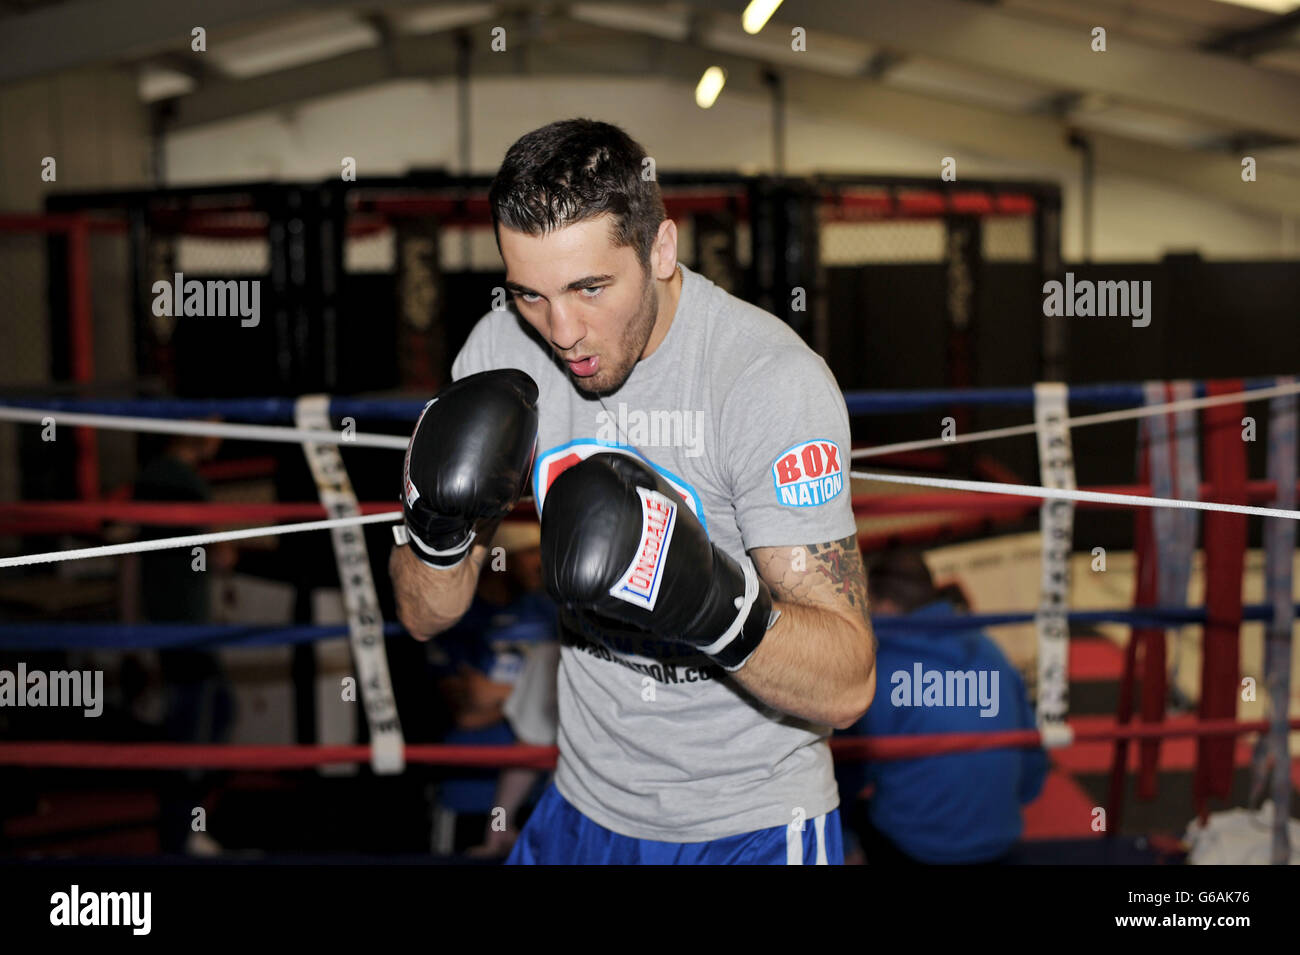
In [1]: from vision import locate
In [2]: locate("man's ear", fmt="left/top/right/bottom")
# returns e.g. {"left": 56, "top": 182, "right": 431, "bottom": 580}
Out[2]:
{"left": 651, "top": 218, "right": 679, "bottom": 281}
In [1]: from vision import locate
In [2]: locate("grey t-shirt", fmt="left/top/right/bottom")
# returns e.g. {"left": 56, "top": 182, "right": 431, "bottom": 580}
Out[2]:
{"left": 451, "top": 262, "right": 857, "bottom": 841}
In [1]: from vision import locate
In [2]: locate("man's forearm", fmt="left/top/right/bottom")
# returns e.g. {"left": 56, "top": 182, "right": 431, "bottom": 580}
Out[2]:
{"left": 390, "top": 538, "right": 492, "bottom": 640}
{"left": 729, "top": 602, "right": 876, "bottom": 730}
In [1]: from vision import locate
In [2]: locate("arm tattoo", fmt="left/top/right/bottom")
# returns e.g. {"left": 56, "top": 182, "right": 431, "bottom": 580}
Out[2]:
{"left": 751, "top": 535, "right": 870, "bottom": 621}
{"left": 806, "top": 535, "right": 869, "bottom": 610}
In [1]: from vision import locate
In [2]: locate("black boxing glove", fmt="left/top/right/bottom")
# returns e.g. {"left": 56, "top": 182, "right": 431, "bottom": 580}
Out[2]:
{"left": 541, "top": 452, "right": 773, "bottom": 671}
{"left": 402, "top": 369, "right": 538, "bottom": 568}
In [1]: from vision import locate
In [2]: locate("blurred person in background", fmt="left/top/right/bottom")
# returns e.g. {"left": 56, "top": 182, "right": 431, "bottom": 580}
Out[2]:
{"left": 130, "top": 429, "right": 236, "bottom": 855}
{"left": 837, "top": 547, "right": 1047, "bottom": 865}
{"left": 429, "top": 523, "right": 559, "bottom": 858}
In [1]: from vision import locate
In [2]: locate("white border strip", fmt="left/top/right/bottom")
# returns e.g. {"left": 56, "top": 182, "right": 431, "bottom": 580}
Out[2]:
{"left": 297, "top": 394, "right": 405, "bottom": 775}
{"left": 1033, "top": 383, "right": 1074, "bottom": 725}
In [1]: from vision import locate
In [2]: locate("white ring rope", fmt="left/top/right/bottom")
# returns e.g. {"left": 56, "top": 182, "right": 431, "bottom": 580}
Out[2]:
{"left": 4, "top": 469, "right": 1297, "bottom": 568}
{"left": 0, "top": 511, "right": 402, "bottom": 569}
{"left": 851, "top": 470, "right": 1300, "bottom": 521}
{"left": 2, "top": 380, "right": 1298, "bottom": 568}
{"left": 852, "top": 379, "right": 1300, "bottom": 460}
{"left": 0, "top": 406, "right": 409, "bottom": 450}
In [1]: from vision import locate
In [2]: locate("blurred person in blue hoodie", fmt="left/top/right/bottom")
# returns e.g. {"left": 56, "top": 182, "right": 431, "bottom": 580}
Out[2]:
{"left": 429, "top": 523, "right": 559, "bottom": 858}
{"left": 837, "top": 548, "right": 1048, "bottom": 864}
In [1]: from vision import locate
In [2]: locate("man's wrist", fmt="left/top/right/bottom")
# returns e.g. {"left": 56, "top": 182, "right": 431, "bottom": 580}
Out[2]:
{"left": 700, "top": 567, "right": 773, "bottom": 671}
{"left": 397, "top": 522, "right": 475, "bottom": 568}
{"left": 413, "top": 528, "right": 476, "bottom": 568}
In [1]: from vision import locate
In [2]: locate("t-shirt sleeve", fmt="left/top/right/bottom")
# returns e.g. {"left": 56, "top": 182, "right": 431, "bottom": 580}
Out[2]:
{"left": 721, "top": 346, "right": 858, "bottom": 550}
{"left": 449, "top": 312, "right": 500, "bottom": 382}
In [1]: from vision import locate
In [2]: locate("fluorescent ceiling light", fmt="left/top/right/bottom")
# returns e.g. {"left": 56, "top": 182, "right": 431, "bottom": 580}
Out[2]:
{"left": 743, "top": 0, "right": 784, "bottom": 35}
{"left": 395, "top": 4, "right": 496, "bottom": 36}
{"left": 210, "top": 14, "right": 379, "bottom": 79}
{"left": 1208, "top": 0, "right": 1300, "bottom": 12}
{"left": 138, "top": 66, "right": 195, "bottom": 102}
{"left": 569, "top": 4, "right": 691, "bottom": 41}
{"left": 696, "top": 66, "right": 726, "bottom": 108}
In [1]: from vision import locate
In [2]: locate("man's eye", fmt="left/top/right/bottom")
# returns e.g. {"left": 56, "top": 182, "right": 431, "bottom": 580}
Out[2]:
{"left": 580, "top": 286, "right": 604, "bottom": 299}
{"left": 517, "top": 292, "right": 540, "bottom": 304}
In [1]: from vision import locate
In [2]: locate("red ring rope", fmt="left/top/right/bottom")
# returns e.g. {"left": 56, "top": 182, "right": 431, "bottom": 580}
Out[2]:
{"left": 6, "top": 479, "right": 1297, "bottom": 530}
{"left": 3, "top": 717, "right": 1293, "bottom": 770}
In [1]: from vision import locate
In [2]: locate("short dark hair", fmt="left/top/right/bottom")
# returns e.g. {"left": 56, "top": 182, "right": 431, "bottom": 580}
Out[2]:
{"left": 867, "top": 548, "right": 938, "bottom": 613}
{"left": 488, "top": 119, "right": 667, "bottom": 269}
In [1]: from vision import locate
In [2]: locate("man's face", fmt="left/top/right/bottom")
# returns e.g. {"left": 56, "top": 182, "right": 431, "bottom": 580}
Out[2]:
{"left": 500, "top": 215, "right": 658, "bottom": 395}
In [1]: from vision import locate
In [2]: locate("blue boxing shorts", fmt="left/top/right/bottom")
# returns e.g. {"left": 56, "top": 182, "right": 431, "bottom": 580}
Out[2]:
{"left": 507, "top": 782, "right": 842, "bottom": 865}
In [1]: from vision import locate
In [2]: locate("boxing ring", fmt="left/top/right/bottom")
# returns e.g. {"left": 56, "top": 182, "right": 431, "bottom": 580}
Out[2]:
{"left": 0, "top": 375, "right": 1296, "bottom": 862}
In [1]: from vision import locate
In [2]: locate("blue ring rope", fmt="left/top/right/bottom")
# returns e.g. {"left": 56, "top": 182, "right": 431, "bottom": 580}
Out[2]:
{"left": 0, "top": 379, "right": 1284, "bottom": 422}
{"left": 0, "top": 604, "right": 1290, "bottom": 650}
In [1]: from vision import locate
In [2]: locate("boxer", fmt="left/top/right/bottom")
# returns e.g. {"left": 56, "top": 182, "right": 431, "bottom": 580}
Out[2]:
{"left": 392, "top": 119, "right": 875, "bottom": 864}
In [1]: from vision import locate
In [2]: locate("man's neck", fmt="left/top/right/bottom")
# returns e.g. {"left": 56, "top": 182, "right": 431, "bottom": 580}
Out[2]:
{"left": 642, "top": 262, "right": 683, "bottom": 359}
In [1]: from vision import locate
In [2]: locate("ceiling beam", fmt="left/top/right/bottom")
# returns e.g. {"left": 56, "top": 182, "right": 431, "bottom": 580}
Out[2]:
{"left": 0, "top": 0, "right": 305, "bottom": 84}
{"left": 0, "top": 0, "right": 444, "bottom": 85}
{"left": 681, "top": 0, "right": 1300, "bottom": 141}
{"left": 158, "top": 12, "right": 1300, "bottom": 216}
{"left": 146, "top": 50, "right": 222, "bottom": 84}
{"left": 163, "top": 21, "right": 534, "bottom": 128}
{"left": 1202, "top": 8, "right": 1300, "bottom": 58}
{"left": 635, "top": 29, "right": 1300, "bottom": 217}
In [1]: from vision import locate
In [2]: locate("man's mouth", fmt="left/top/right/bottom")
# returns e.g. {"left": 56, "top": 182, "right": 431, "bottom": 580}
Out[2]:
{"left": 566, "top": 355, "right": 599, "bottom": 377}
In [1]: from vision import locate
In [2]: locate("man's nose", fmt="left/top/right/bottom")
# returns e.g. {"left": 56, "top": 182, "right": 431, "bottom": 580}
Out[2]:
{"left": 549, "top": 302, "right": 585, "bottom": 352}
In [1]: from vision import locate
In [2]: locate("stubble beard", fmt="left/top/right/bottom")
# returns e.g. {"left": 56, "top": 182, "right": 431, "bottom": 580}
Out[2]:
{"left": 572, "top": 268, "right": 659, "bottom": 396}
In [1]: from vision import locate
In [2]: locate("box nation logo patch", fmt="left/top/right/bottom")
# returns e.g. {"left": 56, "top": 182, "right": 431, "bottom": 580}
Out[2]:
{"left": 771, "top": 439, "right": 844, "bottom": 507}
